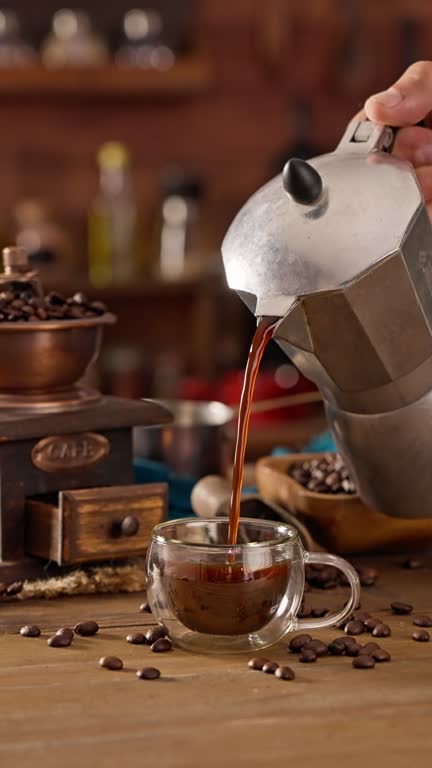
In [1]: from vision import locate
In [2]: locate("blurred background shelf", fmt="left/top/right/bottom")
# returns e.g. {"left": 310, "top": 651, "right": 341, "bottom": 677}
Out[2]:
{"left": 0, "top": 58, "right": 211, "bottom": 98}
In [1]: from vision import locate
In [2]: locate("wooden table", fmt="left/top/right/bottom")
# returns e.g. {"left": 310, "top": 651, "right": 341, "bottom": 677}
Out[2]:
{"left": 1, "top": 557, "right": 432, "bottom": 768}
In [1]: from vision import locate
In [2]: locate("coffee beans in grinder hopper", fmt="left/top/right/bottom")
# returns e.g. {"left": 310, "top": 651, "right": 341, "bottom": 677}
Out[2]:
{"left": 288, "top": 454, "right": 356, "bottom": 495}
{"left": 0, "top": 288, "right": 108, "bottom": 323}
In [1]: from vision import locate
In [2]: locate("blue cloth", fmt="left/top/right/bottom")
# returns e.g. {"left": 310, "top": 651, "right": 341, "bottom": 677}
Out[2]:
{"left": 133, "top": 430, "right": 336, "bottom": 518}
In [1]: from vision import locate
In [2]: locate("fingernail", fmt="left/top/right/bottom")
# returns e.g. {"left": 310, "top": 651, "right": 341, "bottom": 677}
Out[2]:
{"left": 367, "top": 87, "right": 403, "bottom": 108}
{"left": 415, "top": 145, "right": 432, "bottom": 165}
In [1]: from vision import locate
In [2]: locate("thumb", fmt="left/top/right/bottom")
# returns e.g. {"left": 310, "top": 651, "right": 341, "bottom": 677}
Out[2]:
{"left": 364, "top": 61, "right": 432, "bottom": 126}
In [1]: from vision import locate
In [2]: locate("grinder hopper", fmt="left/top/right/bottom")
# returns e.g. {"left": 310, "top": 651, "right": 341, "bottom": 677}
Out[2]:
{"left": 222, "top": 118, "right": 432, "bottom": 519}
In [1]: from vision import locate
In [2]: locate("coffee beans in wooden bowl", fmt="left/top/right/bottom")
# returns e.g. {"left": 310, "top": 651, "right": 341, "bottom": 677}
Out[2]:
{"left": 288, "top": 454, "right": 356, "bottom": 495}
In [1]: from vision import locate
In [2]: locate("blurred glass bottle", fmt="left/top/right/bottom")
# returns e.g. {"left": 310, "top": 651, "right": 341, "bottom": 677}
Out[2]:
{"left": 42, "top": 9, "right": 108, "bottom": 67}
{"left": 88, "top": 142, "right": 142, "bottom": 287}
{"left": 12, "top": 198, "right": 74, "bottom": 279}
{"left": 154, "top": 169, "right": 204, "bottom": 281}
{"left": 116, "top": 8, "right": 175, "bottom": 71}
{"left": 0, "top": 9, "right": 36, "bottom": 66}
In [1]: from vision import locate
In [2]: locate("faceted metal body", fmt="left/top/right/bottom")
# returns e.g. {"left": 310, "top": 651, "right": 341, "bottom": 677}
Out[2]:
{"left": 222, "top": 119, "right": 432, "bottom": 519}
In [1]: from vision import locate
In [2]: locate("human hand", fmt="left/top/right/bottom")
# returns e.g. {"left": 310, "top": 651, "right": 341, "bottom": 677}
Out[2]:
{"left": 364, "top": 61, "right": 432, "bottom": 216}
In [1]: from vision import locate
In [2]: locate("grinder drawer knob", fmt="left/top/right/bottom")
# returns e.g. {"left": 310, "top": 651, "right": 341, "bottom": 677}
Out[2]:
{"left": 120, "top": 515, "right": 140, "bottom": 537}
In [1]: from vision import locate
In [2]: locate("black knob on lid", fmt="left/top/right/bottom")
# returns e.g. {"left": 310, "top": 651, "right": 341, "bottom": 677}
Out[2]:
{"left": 282, "top": 158, "right": 323, "bottom": 205}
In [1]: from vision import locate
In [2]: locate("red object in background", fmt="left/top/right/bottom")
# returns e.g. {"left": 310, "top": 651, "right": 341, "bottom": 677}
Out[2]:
{"left": 180, "top": 366, "right": 318, "bottom": 423}
{"left": 218, "top": 365, "right": 317, "bottom": 422}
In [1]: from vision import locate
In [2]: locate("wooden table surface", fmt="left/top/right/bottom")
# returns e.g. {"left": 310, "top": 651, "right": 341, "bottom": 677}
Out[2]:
{"left": 1, "top": 556, "right": 431, "bottom": 768}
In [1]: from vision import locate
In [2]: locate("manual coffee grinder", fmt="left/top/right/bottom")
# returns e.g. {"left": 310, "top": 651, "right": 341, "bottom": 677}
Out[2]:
{"left": 222, "top": 117, "right": 432, "bottom": 521}
{"left": 0, "top": 247, "right": 170, "bottom": 582}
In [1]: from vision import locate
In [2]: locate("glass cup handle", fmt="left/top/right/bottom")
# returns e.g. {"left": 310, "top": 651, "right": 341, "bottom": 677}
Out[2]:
{"left": 292, "top": 551, "right": 361, "bottom": 631}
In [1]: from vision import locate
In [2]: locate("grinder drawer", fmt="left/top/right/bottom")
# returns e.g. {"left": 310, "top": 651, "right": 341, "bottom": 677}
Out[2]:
{"left": 25, "top": 483, "right": 167, "bottom": 565}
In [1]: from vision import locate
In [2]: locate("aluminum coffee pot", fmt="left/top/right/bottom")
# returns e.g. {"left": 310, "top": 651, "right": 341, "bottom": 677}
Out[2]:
{"left": 222, "top": 117, "right": 432, "bottom": 520}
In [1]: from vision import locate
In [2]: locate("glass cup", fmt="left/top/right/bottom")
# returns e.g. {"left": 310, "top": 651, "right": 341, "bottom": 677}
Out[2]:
{"left": 146, "top": 517, "right": 360, "bottom": 653}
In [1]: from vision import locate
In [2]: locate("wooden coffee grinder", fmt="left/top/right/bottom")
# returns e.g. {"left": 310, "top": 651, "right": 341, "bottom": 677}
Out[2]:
{"left": 0, "top": 247, "right": 171, "bottom": 582}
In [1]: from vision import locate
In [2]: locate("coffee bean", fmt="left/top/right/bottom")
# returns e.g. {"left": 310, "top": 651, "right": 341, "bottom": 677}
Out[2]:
{"left": 262, "top": 661, "right": 279, "bottom": 674}
{"left": 372, "top": 649, "right": 391, "bottom": 662}
{"left": 275, "top": 666, "right": 295, "bottom": 681}
{"left": 0, "top": 582, "right": 7, "bottom": 596}
{"left": 72, "top": 292, "right": 88, "bottom": 305}
{"left": 139, "top": 602, "right": 152, "bottom": 613}
{"left": 345, "top": 642, "right": 363, "bottom": 657}
{"left": 302, "top": 639, "right": 328, "bottom": 657}
{"left": 288, "top": 634, "right": 312, "bottom": 653}
{"left": 151, "top": 637, "right": 172, "bottom": 653}
{"left": 145, "top": 626, "right": 167, "bottom": 645}
{"left": 391, "top": 601, "right": 413, "bottom": 615}
{"left": 289, "top": 455, "right": 356, "bottom": 495}
{"left": 353, "top": 611, "right": 371, "bottom": 623}
{"left": 99, "top": 656, "right": 123, "bottom": 670}
{"left": 361, "top": 642, "right": 381, "bottom": 655}
{"left": 372, "top": 624, "right": 391, "bottom": 638}
{"left": 127, "top": 632, "right": 146, "bottom": 645}
{"left": 20, "top": 625, "right": 41, "bottom": 637}
{"left": 297, "top": 605, "right": 312, "bottom": 619}
{"left": 311, "top": 608, "right": 328, "bottom": 618}
{"left": 56, "top": 627, "right": 74, "bottom": 641}
{"left": 136, "top": 667, "right": 160, "bottom": 680}
{"left": 299, "top": 648, "right": 317, "bottom": 663}
{"left": 358, "top": 567, "right": 378, "bottom": 587}
{"left": 352, "top": 655, "right": 376, "bottom": 669}
{"left": 412, "top": 630, "right": 430, "bottom": 642}
{"left": 74, "top": 621, "right": 99, "bottom": 636}
{"left": 334, "top": 635, "right": 356, "bottom": 648}
{"left": 6, "top": 581, "right": 23, "bottom": 596}
{"left": 364, "top": 618, "right": 380, "bottom": 633}
{"left": 328, "top": 640, "right": 346, "bottom": 656}
{"left": 413, "top": 615, "right": 432, "bottom": 628}
{"left": 403, "top": 558, "right": 423, "bottom": 570}
{"left": 345, "top": 620, "right": 365, "bottom": 636}
{"left": 48, "top": 633, "right": 72, "bottom": 647}
{"left": 248, "top": 657, "right": 271, "bottom": 670}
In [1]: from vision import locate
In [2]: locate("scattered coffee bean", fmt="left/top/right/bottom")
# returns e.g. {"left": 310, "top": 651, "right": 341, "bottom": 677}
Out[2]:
{"left": 99, "top": 656, "right": 123, "bottom": 670}
{"left": 358, "top": 567, "right": 378, "bottom": 587}
{"left": 6, "top": 581, "right": 23, "bottom": 597}
{"left": 364, "top": 618, "right": 380, "bottom": 633}
{"left": 403, "top": 558, "right": 423, "bottom": 570}
{"left": 372, "top": 649, "right": 391, "bottom": 662}
{"left": 56, "top": 627, "right": 74, "bottom": 641}
{"left": 345, "top": 620, "right": 365, "bottom": 636}
{"left": 145, "top": 626, "right": 167, "bottom": 645}
{"left": 151, "top": 637, "right": 172, "bottom": 653}
{"left": 248, "top": 657, "right": 271, "bottom": 671}
{"left": 262, "top": 661, "right": 279, "bottom": 674}
{"left": 299, "top": 648, "right": 317, "bottom": 663}
{"left": 345, "top": 642, "right": 363, "bottom": 657}
{"left": 412, "top": 630, "right": 430, "bottom": 642}
{"left": 372, "top": 624, "right": 391, "bottom": 638}
{"left": 391, "top": 601, "right": 413, "bottom": 615}
{"left": 311, "top": 608, "right": 328, "bottom": 618}
{"left": 302, "top": 639, "right": 328, "bottom": 657}
{"left": 126, "top": 632, "right": 146, "bottom": 645}
{"left": 361, "top": 642, "right": 381, "bottom": 655}
{"left": 352, "top": 655, "right": 376, "bottom": 669}
{"left": 48, "top": 633, "right": 72, "bottom": 647}
{"left": 353, "top": 611, "right": 371, "bottom": 623}
{"left": 334, "top": 636, "right": 356, "bottom": 648}
{"left": 412, "top": 615, "right": 432, "bottom": 628}
{"left": 288, "top": 634, "right": 312, "bottom": 653}
{"left": 297, "top": 605, "right": 312, "bottom": 619}
{"left": 275, "top": 666, "right": 295, "bottom": 681}
{"left": 74, "top": 621, "right": 99, "bottom": 636}
{"left": 328, "top": 640, "right": 346, "bottom": 656}
{"left": 136, "top": 667, "right": 160, "bottom": 680}
{"left": 139, "top": 602, "right": 152, "bottom": 613}
{"left": 20, "top": 625, "right": 41, "bottom": 637}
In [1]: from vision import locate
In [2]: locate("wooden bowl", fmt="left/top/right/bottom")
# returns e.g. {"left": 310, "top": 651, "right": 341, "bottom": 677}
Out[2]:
{"left": 256, "top": 452, "right": 432, "bottom": 554}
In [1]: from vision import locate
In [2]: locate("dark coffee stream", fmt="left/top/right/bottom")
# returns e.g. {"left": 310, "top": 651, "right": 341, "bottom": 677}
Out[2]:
{"left": 228, "top": 316, "right": 278, "bottom": 545}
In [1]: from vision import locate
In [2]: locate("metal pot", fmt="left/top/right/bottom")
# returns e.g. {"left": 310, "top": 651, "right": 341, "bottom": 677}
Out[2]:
{"left": 133, "top": 400, "right": 233, "bottom": 478}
